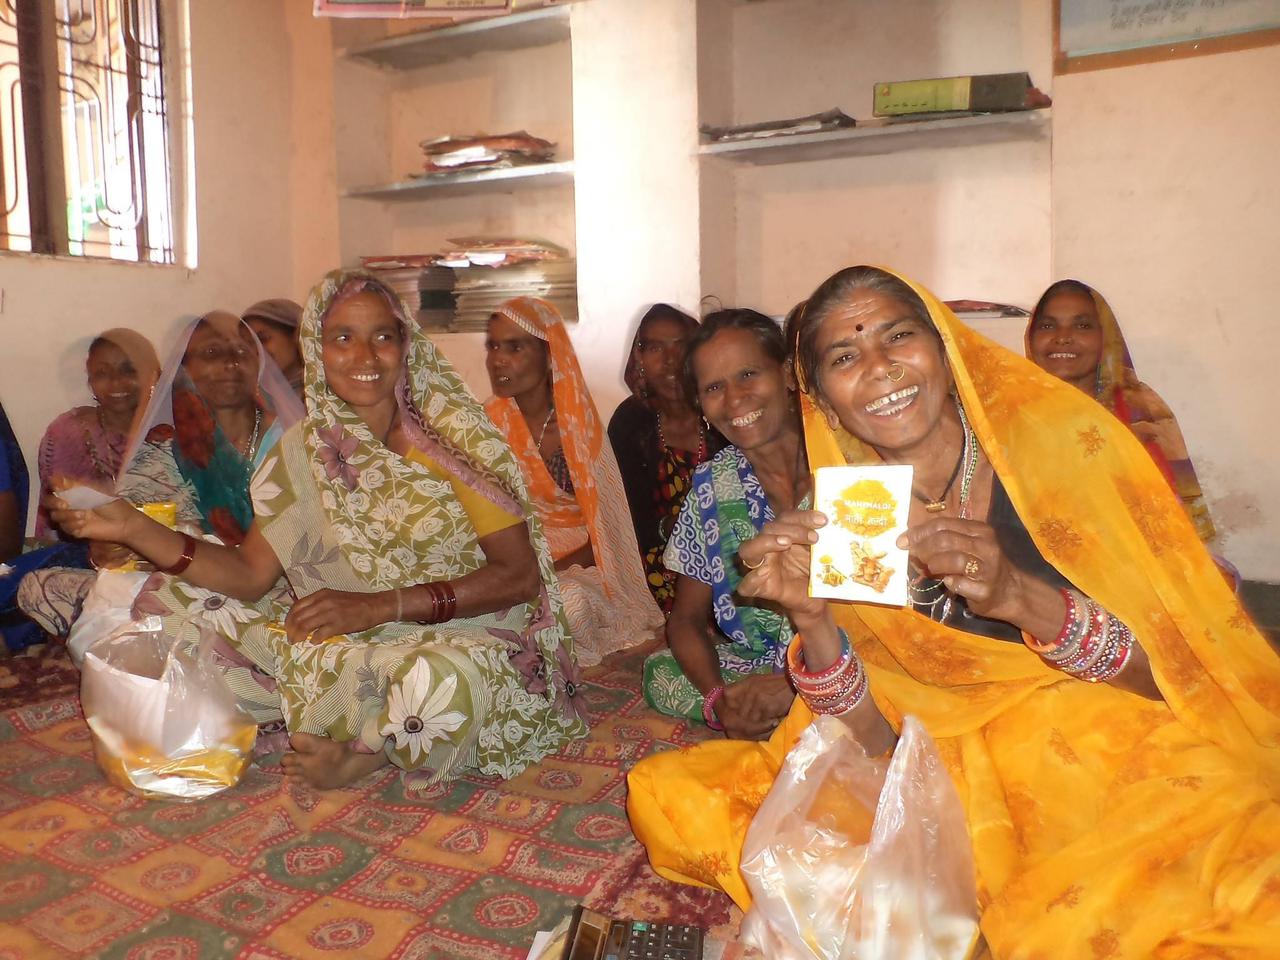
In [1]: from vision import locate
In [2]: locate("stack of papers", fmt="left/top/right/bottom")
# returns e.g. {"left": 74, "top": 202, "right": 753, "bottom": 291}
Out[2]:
{"left": 417, "top": 265, "right": 458, "bottom": 331}
{"left": 452, "top": 259, "right": 577, "bottom": 331}
{"left": 361, "top": 255, "right": 434, "bottom": 313}
{"left": 420, "top": 131, "right": 555, "bottom": 175}
{"left": 437, "top": 236, "right": 568, "bottom": 269}
{"left": 944, "top": 299, "right": 1029, "bottom": 319}
{"left": 701, "top": 108, "right": 856, "bottom": 143}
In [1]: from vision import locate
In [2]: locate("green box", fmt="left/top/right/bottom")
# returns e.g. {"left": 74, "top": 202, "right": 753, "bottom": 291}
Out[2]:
{"left": 873, "top": 72, "right": 1033, "bottom": 117}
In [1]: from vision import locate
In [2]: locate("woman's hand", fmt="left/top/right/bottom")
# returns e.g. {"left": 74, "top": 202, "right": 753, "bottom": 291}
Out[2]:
{"left": 899, "top": 517, "right": 1029, "bottom": 624}
{"left": 284, "top": 588, "right": 395, "bottom": 644}
{"left": 45, "top": 490, "right": 139, "bottom": 545}
{"left": 715, "top": 674, "right": 795, "bottom": 740}
{"left": 737, "top": 510, "right": 830, "bottom": 630}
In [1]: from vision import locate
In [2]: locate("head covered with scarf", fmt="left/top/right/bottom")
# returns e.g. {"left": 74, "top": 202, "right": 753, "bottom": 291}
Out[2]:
{"left": 1027, "top": 278, "right": 1215, "bottom": 543}
{"left": 118, "top": 311, "right": 303, "bottom": 545}
{"left": 630, "top": 266, "right": 1280, "bottom": 957}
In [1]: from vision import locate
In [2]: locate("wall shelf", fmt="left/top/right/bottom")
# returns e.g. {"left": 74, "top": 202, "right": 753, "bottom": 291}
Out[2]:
{"left": 344, "top": 161, "right": 575, "bottom": 201}
{"left": 698, "top": 110, "right": 1050, "bottom": 166}
{"left": 340, "top": 6, "right": 571, "bottom": 70}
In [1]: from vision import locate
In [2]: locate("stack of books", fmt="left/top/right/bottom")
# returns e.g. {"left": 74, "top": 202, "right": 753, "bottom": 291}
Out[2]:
{"left": 452, "top": 259, "right": 578, "bottom": 332}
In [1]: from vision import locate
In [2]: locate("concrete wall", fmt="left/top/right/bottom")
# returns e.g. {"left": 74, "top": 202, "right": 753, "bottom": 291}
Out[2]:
{"left": 0, "top": 1, "right": 340, "bottom": 524}
{"left": 707, "top": 0, "right": 1054, "bottom": 316}
{"left": 1053, "top": 44, "right": 1280, "bottom": 579}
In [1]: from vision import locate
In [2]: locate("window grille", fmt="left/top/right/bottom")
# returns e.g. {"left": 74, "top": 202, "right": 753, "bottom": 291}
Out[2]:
{"left": 0, "top": 0, "right": 175, "bottom": 264}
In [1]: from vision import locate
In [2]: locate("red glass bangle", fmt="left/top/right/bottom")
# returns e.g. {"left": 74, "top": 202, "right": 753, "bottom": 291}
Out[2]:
{"left": 702, "top": 686, "right": 726, "bottom": 731}
{"left": 158, "top": 533, "right": 197, "bottom": 576}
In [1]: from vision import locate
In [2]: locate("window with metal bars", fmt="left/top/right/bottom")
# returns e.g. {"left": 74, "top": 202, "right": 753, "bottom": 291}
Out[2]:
{"left": 0, "top": 0, "right": 176, "bottom": 264}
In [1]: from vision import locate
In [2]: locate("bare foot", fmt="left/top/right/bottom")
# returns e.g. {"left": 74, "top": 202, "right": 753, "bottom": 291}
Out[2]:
{"left": 281, "top": 733, "right": 390, "bottom": 789}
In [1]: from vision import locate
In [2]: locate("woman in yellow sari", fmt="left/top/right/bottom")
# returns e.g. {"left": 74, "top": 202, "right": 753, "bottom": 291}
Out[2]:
{"left": 485, "top": 298, "right": 663, "bottom": 666}
{"left": 627, "top": 266, "right": 1280, "bottom": 959}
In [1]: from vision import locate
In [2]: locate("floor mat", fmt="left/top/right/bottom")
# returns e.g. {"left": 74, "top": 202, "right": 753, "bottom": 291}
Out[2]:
{"left": 0, "top": 645, "right": 734, "bottom": 959}
{"left": 0, "top": 641, "right": 79, "bottom": 712}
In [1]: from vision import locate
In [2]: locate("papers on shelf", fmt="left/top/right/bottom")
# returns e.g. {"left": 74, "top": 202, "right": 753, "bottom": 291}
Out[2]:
{"left": 419, "top": 132, "right": 555, "bottom": 174}
{"left": 360, "top": 239, "right": 575, "bottom": 332}
{"left": 943, "top": 299, "right": 1030, "bottom": 319}
{"left": 438, "top": 237, "right": 569, "bottom": 268}
{"left": 701, "top": 108, "right": 856, "bottom": 143}
{"left": 452, "top": 259, "right": 577, "bottom": 331}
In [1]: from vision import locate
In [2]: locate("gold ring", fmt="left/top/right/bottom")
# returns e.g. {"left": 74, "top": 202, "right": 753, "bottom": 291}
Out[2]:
{"left": 741, "top": 554, "right": 765, "bottom": 570}
{"left": 963, "top": 557, "right": 981, "bottom": 579}
{"left": 887, "top": 363, "right": 906, "bottom": 382}
{"left": 305, "top": 629, "right": 317, "bottom": 643}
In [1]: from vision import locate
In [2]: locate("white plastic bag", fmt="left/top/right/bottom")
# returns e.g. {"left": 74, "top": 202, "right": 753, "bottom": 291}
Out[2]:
{"left": 740, "top": 715, "right": 979, "bottom": 960}
{"left": 80, "top": 621, "right": 257, "bottom": 801}
{"left": 67, "top": 568, "right": 150, "bottom": 666}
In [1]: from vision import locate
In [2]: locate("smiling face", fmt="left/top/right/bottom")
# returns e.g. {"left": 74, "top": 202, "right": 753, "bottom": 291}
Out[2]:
{"left": 183, "top": 319, "right": 260, "bottom": 410}
{"left": 691, "top": 327, "right": 792, "bottom": 453}
{"left": 320, "top": 290, "right": 405, "bottom": 414}
{"left": 87, "top": 339, "right": 143, "bottom": 420}
{"left": 484, "top": 314, "right": 550, "bottom": 404}
{"left": 635, "top": 315, "right": 691, "bottom": 404}
{"left": 810, "top": 288, "right": 953, "bottom": 459}
{"left": 1027, "top": 289, "right": 1104, "bottom": 393}
{"left": 246, "top": 317, "right": 302, "bottom": 380}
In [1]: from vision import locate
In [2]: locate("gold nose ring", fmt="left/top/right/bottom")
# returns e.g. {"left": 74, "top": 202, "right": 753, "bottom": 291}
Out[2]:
{"left": 887, "top": 363, "right": 906, "bottom": 382}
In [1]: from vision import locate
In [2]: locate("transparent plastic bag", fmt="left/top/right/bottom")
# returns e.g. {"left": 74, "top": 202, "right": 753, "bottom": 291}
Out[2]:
{"left": 80, "top": 620, "right": 256, "bottom": 801}
{"left": 740, "top": 715, "right": 979, "bottom": 960}
{"left": 66, "top": 569, "right": 151, "bottom": 666}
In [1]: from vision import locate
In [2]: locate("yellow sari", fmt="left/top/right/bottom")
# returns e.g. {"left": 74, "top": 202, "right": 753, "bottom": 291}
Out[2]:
{"left": 627, "top": 272, "right": 1280, "bottom": 959}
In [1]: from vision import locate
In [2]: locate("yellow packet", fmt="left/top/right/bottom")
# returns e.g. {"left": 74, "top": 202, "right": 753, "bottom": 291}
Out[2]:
{"left": 810, "top": 464, "right": 913, "bottom": 607}
{"left": 113, "top": 502, "right": 178, "bottom": 572}
{"left": 140, "top": 501, "right": 178, "bottom": 529}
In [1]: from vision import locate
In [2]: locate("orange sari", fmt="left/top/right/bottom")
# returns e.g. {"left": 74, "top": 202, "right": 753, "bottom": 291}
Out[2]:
{"left": 485, "top": 298, "right": 662, "bottom": 666}
{"left": 627, "top": 272, "right": 1280, "bottom": 958}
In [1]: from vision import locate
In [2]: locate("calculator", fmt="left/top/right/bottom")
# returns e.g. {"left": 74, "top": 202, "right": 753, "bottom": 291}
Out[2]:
{"left": 558, "top": 905, "right": 704, "bottom": 960}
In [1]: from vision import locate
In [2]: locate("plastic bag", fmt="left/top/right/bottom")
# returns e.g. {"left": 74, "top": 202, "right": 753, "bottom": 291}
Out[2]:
{"left": 67, "top": 568, "right": 151, "bottom": 666}
{"left": 80, "top": 620, "right": 257, "bottom": 801}
{"left": 740, "top": 715, "right": 979, "bottom": 960}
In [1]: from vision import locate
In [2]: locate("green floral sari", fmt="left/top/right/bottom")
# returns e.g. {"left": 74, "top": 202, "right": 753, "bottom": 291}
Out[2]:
{"left": 140, "top": 269, "right": 587, "bottom": 782}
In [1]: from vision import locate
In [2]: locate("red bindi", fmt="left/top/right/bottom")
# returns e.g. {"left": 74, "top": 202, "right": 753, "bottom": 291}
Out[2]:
{"left": 855, "top": 323, "right": 864, "bottom": 332}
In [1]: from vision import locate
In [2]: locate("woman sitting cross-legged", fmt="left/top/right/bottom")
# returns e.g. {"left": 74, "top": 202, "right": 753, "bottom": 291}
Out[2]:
{"left": 628, "top": 266, "right": 1280, "bottom": 957}
{"left": 642, "top": 309, "right": 806, "bottom": 739}
{"left": 484, "top": 297, "right": 662, "bottom": 667}
{"left": 48, "top": 270, "right": 588, "bottom": 789}
{"left": 20, "top": 312, "right": 299, "bottom": 639}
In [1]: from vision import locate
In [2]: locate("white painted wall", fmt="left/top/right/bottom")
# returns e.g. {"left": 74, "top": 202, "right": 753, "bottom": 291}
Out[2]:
{"left": 708, "top": 0, "right": 1054, "bottom": 316}
{"left": 1053, "top": 44, "right": 1280, "bottom": 579}
{"left": 568, "top": 0, "right": 703, "bottom": 416}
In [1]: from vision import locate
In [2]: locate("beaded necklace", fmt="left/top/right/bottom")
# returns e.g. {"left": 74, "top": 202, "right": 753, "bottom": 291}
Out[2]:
{"left": 656, "top": 410, "right": 707, "bottom": 461}
{"left": 84, "top": 406, "right": 128, "bottom": 480}
{"left": 237, "top": 408, "right": 264, "bottom": 462}
{"left": 533, "top": 406, "right": 556, "bottom": 452}
{"left": 907, "top": 398, "right": 978, "bottom": 621}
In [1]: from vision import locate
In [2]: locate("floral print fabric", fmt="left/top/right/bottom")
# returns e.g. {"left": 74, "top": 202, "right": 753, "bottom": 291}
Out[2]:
{"left": 143, "top": 269, "right": 588, "bottom": 783}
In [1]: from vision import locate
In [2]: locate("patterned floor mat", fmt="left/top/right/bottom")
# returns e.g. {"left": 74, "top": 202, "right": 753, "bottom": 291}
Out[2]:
{"left": 0, "top": 645, "right": 735, "bottom": 959}
{"left": 0, "top": 641, "right": 79, "bottom": 713}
